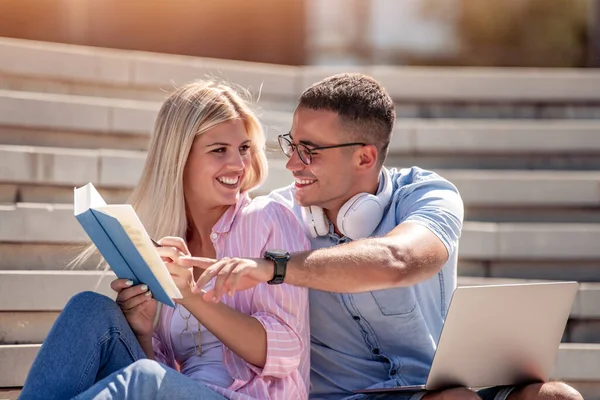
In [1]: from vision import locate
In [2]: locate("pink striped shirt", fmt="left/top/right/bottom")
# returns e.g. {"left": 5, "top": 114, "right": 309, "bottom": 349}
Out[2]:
{"left": 152, "top": 193, "right": 311, "bottom": 400}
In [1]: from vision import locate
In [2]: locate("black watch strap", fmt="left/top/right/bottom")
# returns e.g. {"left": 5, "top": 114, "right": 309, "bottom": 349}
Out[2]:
{"left": 265, "top": 251, "right": 289, "bottom": 285}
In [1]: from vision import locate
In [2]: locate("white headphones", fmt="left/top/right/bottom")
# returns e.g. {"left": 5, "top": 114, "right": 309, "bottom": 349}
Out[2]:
{"left": 301, "top": 170, "right": 393, "bottom": 240}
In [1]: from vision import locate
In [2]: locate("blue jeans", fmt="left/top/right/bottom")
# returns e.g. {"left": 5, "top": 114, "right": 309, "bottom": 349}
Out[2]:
{"left": 20, "top": 291, "right": 226, "bottom": 400}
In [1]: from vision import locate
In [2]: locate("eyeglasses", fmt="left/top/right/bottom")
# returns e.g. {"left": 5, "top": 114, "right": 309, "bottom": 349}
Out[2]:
{"left": 178, "top": 305, "right": 202, "bottom": 356}
{"left": 277, "top": 133, "right": 366, "bottom": 165}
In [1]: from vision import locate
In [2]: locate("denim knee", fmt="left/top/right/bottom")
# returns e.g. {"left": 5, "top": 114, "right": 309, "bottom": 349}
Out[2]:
{"left": 127, "top": 359, "right": 166, "bottom": 383}
{"left": 66, "top": 291, "right": 117, "bottom": 314}
{"left": 62, "top": 291, "right": 123, "bottom": 329}
{"left": 130, "top": 359, "right": 163, "bottom": 373}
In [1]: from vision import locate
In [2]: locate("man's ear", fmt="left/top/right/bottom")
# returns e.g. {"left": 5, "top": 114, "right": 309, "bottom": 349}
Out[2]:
{"left": 356, "top": 144, "right": 378, "bottom": 169}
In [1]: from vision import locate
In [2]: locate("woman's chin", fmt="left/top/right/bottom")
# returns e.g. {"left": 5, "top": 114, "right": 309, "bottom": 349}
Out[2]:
{"left": 218, "top": 192, "right": 240, "bottom": 206}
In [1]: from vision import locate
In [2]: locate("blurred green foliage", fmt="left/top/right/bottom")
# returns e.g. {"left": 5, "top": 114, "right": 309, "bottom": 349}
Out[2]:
{"left": 420, "top": 0, "right": 590, "bottom": 67}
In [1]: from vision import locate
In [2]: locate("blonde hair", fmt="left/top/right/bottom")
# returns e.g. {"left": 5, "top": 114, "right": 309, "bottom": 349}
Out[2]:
{"left": 74, "top": 80, "right": 268, "bottom": 269}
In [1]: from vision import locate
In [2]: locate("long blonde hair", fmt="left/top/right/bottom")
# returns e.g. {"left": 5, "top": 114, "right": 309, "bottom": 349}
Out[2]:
{"left": 75, "top": 80, "right": 268, "bottom": 269}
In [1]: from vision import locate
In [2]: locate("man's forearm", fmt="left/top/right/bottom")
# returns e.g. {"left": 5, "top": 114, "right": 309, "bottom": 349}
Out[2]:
{"left": 283, "top": 222, "right": 449, "bottom": 293}
{"left": 285, "top": 237, "right": 417, "bottom": 293}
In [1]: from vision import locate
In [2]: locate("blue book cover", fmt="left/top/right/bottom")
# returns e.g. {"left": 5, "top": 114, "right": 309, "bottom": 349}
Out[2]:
{"left": 74, "top": 183, "right": 181, "bottom": 308}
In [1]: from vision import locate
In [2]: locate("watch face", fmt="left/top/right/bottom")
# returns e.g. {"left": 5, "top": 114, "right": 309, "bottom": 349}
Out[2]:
{"left": 268, "top": 249, "right": 288, "bottom": 257}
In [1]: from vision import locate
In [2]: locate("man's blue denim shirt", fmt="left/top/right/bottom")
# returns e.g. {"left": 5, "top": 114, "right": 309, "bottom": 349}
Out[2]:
{"left": 269, "top": 167, "right": 464, "bottom": 400}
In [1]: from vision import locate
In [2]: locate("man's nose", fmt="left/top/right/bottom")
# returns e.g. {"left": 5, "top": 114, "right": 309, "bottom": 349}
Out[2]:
{"left": 286, "top": 148, "right": 305, "bottom": 172}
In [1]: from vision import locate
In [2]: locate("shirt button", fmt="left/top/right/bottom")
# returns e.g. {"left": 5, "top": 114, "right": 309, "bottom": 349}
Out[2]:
{"left": 372, "top": 348, "right": 380, "bottom": 355}
{"left": 353, "top": 316, "right": 360, "bottom": 321}
{"left": 390, "top": 370, "right": 397, "bottom": 375}
{"left": 210, "top": 232, "right": 218, "bottom": 241}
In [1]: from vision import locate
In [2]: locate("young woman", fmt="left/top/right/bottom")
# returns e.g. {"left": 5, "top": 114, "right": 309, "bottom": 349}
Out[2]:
{"left": 20, "top": 81, "right": 310, "bottom": 400}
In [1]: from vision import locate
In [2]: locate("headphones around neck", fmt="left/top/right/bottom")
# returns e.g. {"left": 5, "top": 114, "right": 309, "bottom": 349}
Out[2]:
{"left": 301, "top": 170, "right": 393, "bottom": 240}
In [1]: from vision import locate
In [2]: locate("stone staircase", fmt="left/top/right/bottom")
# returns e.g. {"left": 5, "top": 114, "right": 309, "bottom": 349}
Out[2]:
{"left": 1, "top": 37, "right": 600, "bottom": 399}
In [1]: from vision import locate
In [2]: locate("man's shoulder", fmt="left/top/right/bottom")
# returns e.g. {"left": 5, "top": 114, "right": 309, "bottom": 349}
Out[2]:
{"left": 243, "top": 192, "right": 291, "bottom": 216}
{"left": 242, "top": 186, "right": 302, "bottom": 226}
{"left": 264, "top": 183, "right": 297, "bottom": 211}
{"left": 388, "top": 166, "right": 459, "bottom": 195}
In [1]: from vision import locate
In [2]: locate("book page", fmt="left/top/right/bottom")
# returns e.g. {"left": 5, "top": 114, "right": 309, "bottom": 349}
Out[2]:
{"left": 74, "top": 182, "right": 107, "bottom": 216}
{"left": 97, "top": 204, "right": 182, "bottom": 299}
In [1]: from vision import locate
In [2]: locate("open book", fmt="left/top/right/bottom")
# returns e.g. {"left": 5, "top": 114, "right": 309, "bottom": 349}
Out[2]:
{"left": 74, "top": 182, "right": 181, "bottom": 307}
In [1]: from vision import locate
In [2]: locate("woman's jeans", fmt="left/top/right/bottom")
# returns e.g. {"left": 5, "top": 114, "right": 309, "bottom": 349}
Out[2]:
{"left": 19, "top": 291, "right": 226, "bottom": 400}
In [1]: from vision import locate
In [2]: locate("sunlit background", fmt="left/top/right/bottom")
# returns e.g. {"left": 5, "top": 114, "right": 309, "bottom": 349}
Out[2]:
{"left": 0, "top": 0, "right": 596, "bottom": 67}
{"left": 1, "top": 1, "right": 600, "bottom": 398}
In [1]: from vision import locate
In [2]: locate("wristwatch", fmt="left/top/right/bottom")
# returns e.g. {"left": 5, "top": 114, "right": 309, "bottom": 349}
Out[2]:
{"left": 264, "top": 249, "right": 290, "bottom": 285}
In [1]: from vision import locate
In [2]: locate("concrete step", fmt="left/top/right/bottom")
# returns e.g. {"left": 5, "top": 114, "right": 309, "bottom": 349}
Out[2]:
{"left": 0, "top": 312, "right": 60, "bottom": 344}
{"left": 459, "top": 222, "right": 600, "bottom": 260}
{"left": 391, "top": 154, "right": 600, "bottom": 171}
{"left": 1, "top": 273, "right": 599, "bottom": 397}
{"left": 1, "top": 340, "right": 598, "bottom": 397}
{"left": 552, "top": 344, "right": 600, "bottom": 400}
{"left": 2, "top": 37, "right": 600, "bottom": 120}
{"left": 0, "top": 389, "right": 20, "bottom": 400}
{"left": 2, "top": 143, "right": 600, "bottom": 208}
{"left": 0, "top": 183, "right": 133, "bottom": 206}
{"left": 3, "top": 241, "right": 600, "bottom": 284}
{"left": 464, "top": 208, "right": 600, "bottom": 224}
{"left": 2, "top": 201, "right": 600, "bottom": 260}
{"left": 0, "top": 271, "right": 116, "bottom": 312}
{"left": 4, "top": 242, "right": 600, "bottom": 283}
{"left": 441, "top": 170, "right": 600, "bottom": 207}
{"left": 1, "top": 274, "right": 598, "bottom": 343}
{"left": 1, "top": 344, "right": 598, "bottom": 398}
{"left": 0, "top": 243, "right": 102, "bottom": 271}
{"left": 3, "top": 90, "right": 600, "bottom": 152}
{"left": 3, "top": 90, "right": 600, "bottom": 169}
{"left": 0, "top": 144, "right": 147, "bottom": 191}
{"left": 0, "top": 37, "right": 297, "bottom": 107}
{"left": 0, "top": 125, "right": 151, "bottom": 152}
{"left": 460, "top": 260, "right": 600, "bottom": 283}
{"left": 5, "top": 183, "right": 599, "bottom": 223}
{"left": 0, "top": 345, "right": 38, "bottom": 388}
{"left": 0, "top": 90, "right": 159, "bottom": 135}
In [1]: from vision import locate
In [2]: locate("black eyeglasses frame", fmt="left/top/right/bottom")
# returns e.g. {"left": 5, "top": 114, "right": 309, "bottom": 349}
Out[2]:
{"left": 277, "top": 133, "right": 366, "bottom": 165}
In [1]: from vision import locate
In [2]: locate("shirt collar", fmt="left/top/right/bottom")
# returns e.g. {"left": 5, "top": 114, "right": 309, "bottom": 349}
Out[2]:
{"left": 212, "top": 192, "right": 251, "bottom": 234}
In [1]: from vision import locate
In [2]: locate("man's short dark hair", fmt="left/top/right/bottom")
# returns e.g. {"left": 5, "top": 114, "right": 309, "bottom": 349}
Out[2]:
{"left": 298, "top": 73, "right": 395, "bottom": 166}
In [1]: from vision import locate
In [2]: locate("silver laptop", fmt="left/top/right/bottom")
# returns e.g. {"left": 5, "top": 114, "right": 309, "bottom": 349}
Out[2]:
{"left": 355, "top": 281, "right": 578, "bottom": 394}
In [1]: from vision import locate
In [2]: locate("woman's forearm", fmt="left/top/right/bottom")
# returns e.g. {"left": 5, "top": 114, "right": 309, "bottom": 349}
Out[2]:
{"left": 137, "top": 334, "right": 156, "bottom": 360}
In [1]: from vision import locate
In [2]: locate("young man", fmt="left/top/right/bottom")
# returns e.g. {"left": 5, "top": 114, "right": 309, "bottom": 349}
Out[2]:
{"left": 182, "top": 73, "right": 582, "bottom": 400}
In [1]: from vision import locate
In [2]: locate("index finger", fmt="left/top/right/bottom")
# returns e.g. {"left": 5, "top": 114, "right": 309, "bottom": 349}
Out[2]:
{"left": 193, "top": 262, "right": 222, "bottom": 293}
{"left": 178, "top": 256, "right": 215, "bottom": 270}
{"left": 158, "top": 236, "right": 190, "bottom": 256}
